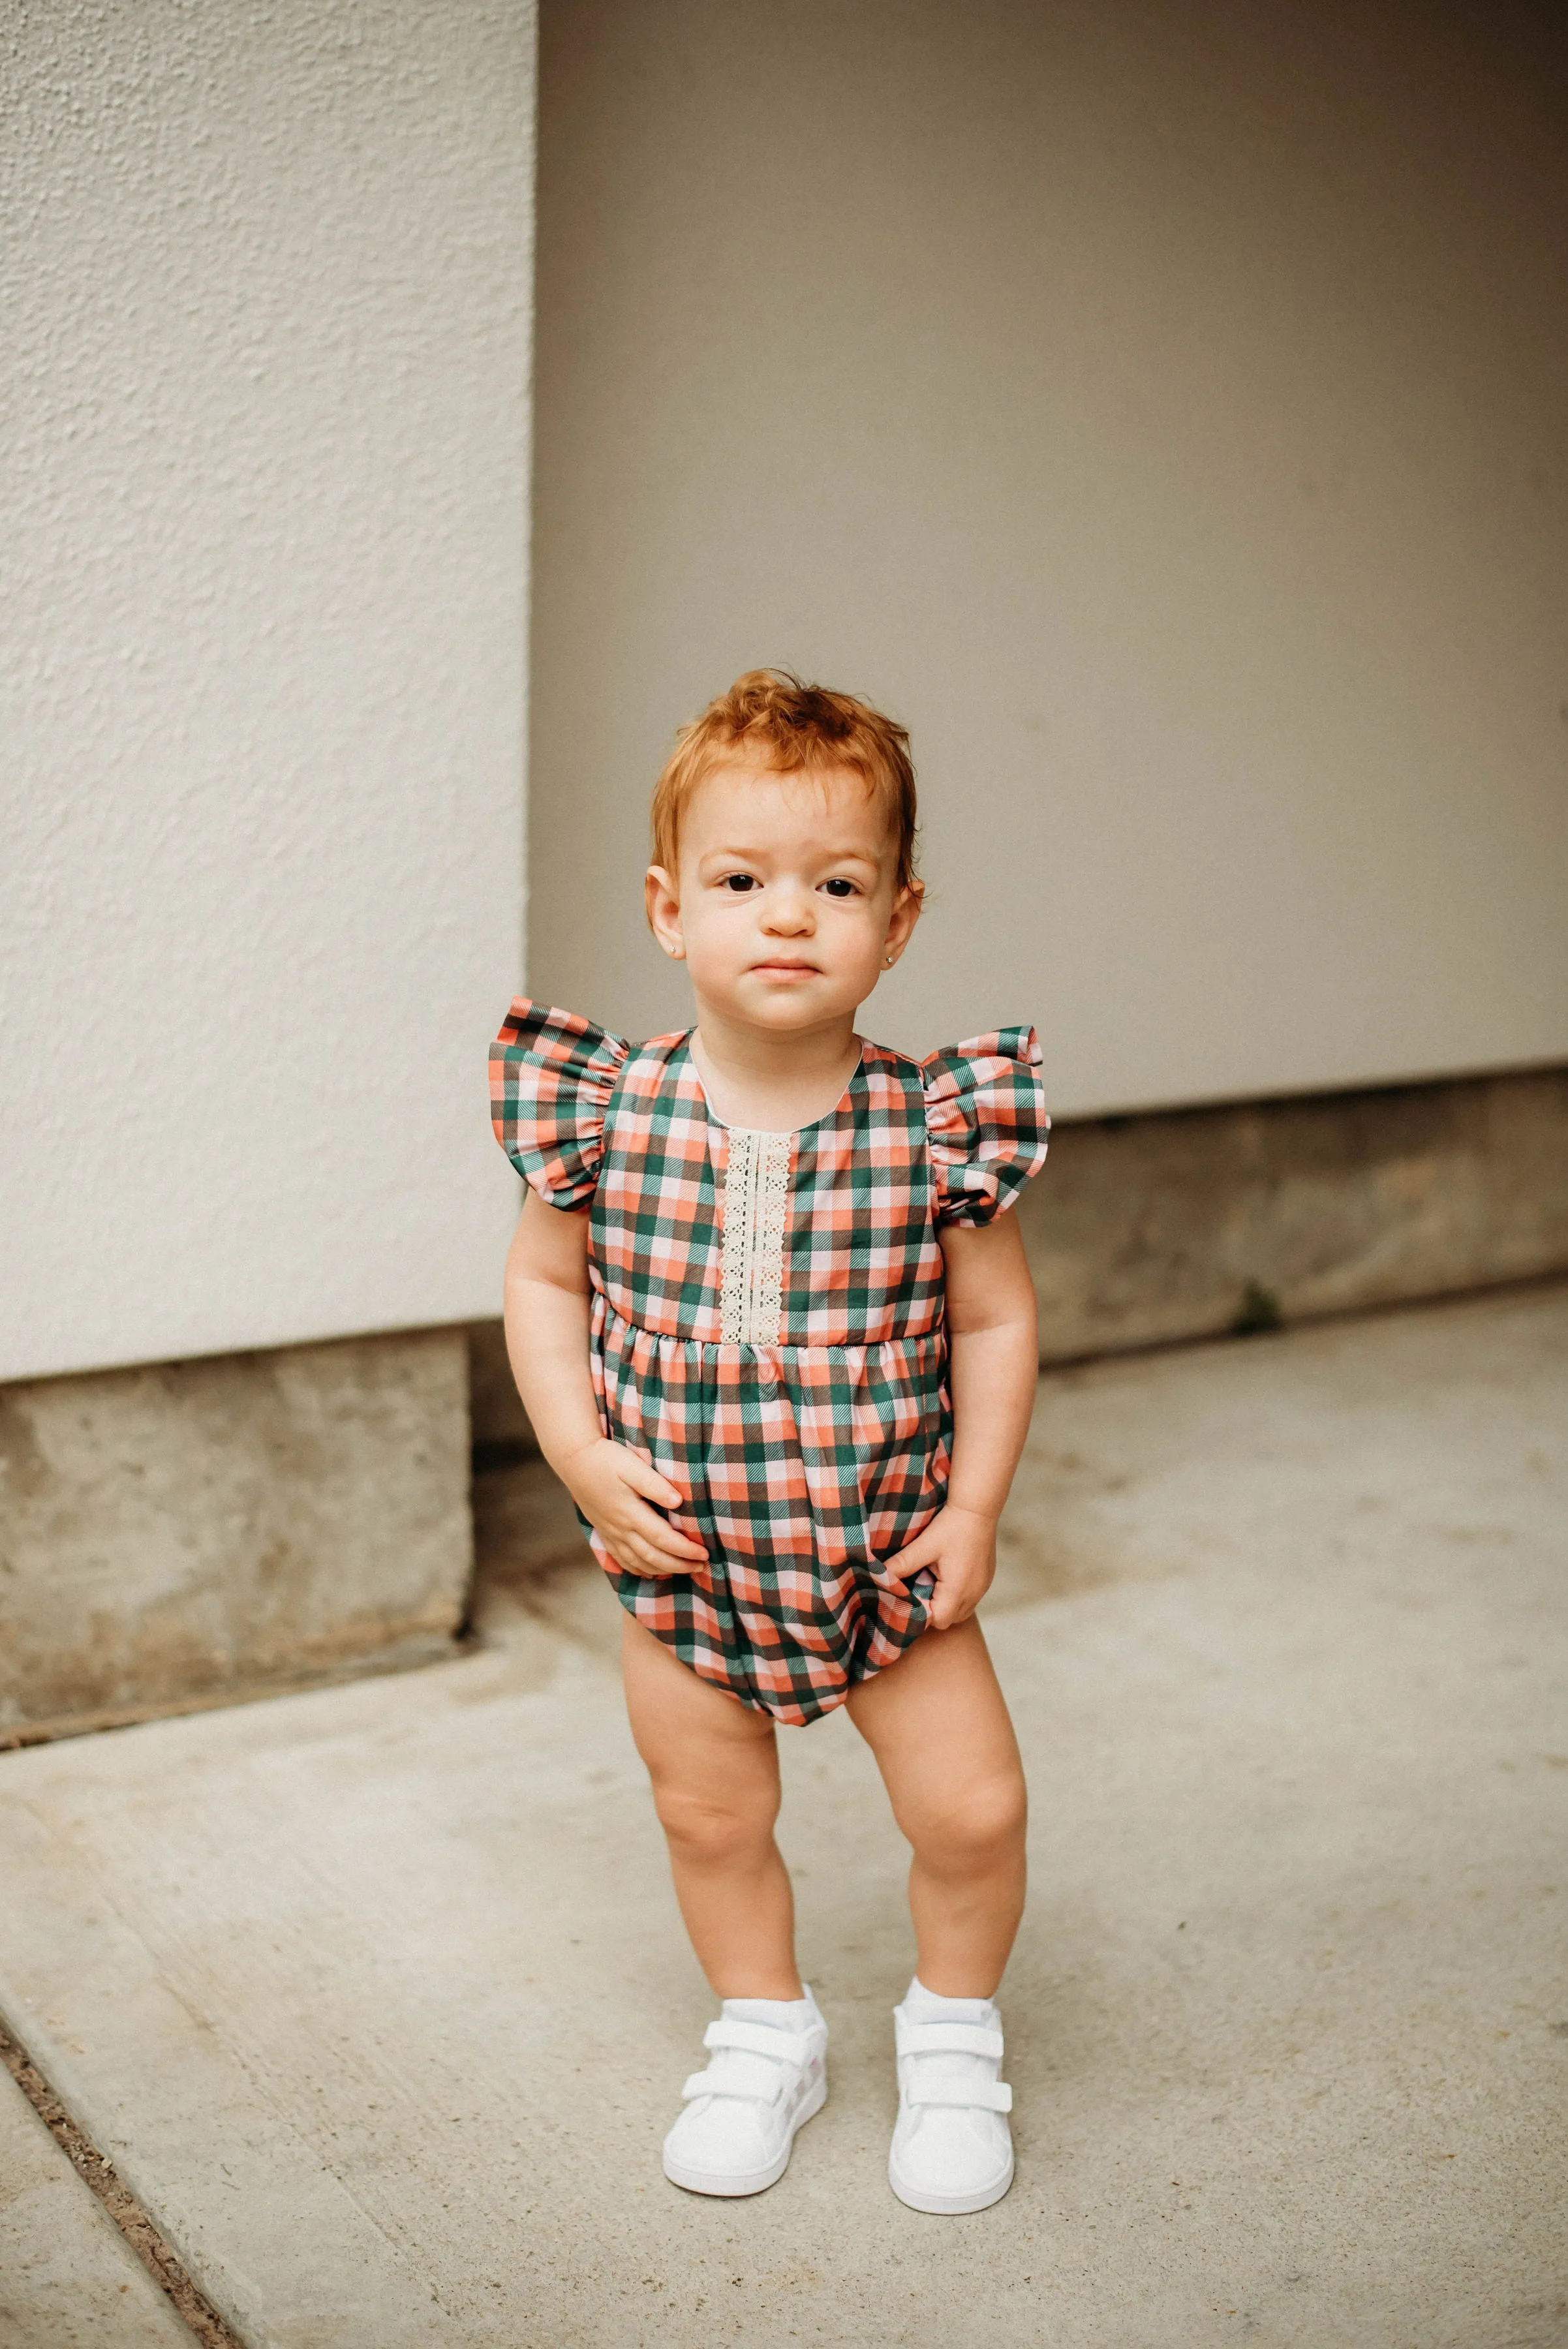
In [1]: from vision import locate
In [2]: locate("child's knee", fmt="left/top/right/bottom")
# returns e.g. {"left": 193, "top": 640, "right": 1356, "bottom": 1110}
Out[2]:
{"left": 653, "top": 1781, "right": 777, "bottom": 1864}
{"left": 907, "top": 1770, "right": 1026, "bottom": 1871}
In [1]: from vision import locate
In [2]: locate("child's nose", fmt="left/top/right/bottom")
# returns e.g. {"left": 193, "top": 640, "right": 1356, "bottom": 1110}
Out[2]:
{"left": 763, "top": 885, "right": 814, "bottom": 932}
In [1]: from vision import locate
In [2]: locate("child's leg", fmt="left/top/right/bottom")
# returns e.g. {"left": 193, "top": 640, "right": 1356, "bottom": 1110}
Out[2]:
{"left": 844, "top": 1620, "right": 1026, "bottom": 1997}
{"left": 621, "top": 1615, "right": 804, "bottom": 2001}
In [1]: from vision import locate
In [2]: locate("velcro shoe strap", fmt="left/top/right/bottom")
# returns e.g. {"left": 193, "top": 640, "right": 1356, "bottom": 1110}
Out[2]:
{"left": 681, "top": 2076, "right": 788, "bottom": 2114}
{"left": 703, "top": 2020, "right": 812, "bottom": 2066}
{"left": 681, "top": 2068, "right": 746, "bottom": 2102}
{"left": 906, "top": 2078, "right": 1013, "bottom": 2114}
{"left": 680, "top": 2061, "right": 793, "bottom": 2105}
{"left": 895, "top": 2021, "right": 1004, "bottom": 2061}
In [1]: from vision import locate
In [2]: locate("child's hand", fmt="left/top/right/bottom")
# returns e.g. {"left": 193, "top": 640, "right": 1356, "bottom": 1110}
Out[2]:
{"left": 560, "top": 1438, "right": 708, "bottom": 1578}
{"left": 885, "top": 1504, "right": 998, "bottom": 1631}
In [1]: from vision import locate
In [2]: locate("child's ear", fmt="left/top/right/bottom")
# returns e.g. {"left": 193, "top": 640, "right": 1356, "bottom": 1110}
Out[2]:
{"left": 645, "top": 865, "right": 686, "bottom": 959}
{"left": 883, "top": 882, "right": 923, "bottom": 964}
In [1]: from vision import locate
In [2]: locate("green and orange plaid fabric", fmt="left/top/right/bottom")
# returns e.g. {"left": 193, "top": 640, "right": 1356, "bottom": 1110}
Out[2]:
{"left": 490, "top": 1002, "right": 1049, "bottom": 1725}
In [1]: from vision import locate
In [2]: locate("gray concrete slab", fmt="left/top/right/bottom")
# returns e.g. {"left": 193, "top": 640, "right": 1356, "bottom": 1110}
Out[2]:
{"left": 0, "top": 2061, "right": 194, "bottom": 2348}
{"left": 0, "top": 1328, "right": 470, "bottom": 1741}
{"left": 1018, "top": 1063, "right": 1568, "bottom": 1361}
{"left": 0, "top": 1289, "right": 1564, "bottom": 2348}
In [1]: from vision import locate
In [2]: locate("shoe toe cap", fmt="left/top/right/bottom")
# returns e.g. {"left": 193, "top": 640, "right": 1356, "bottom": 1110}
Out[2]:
{"left": 665, "top": 2096, "right": 776, "bottom": 2176}
{"left": 893, "top": 2106, "right": 1011, "bottom": 2200}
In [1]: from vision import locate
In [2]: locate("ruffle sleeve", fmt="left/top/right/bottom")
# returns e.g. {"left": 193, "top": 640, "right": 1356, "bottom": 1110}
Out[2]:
{"left": 921, "top": 1027, "right": 1050, "bottom": 1228}
{"left": 489, "top": 1000, "right": 630, "bottom": 1210}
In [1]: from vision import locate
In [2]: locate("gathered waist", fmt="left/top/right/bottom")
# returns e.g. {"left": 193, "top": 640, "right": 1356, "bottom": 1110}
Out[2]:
{"left": 592, "top": 1292, "right": 947, "bottom": 1366}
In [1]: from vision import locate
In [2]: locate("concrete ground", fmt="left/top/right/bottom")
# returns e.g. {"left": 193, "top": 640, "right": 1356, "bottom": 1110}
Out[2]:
{"left": 0, "top": 2063, "right": 192, "bottom": 2348}
{"left": 0, "top": 1287, "right": 1563, "bottom": 2348}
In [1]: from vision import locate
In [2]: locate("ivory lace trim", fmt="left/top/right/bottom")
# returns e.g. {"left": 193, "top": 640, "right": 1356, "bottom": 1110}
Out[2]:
{"left": 719, "top": 1128, "right": 791, "bottom": 1344}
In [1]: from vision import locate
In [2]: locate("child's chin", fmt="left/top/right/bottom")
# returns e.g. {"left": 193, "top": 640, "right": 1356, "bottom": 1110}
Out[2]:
{"left": 749, "top": 999, "right": 827, "bottom": 1028}
{"left": 750, "top": 981, "right": 843, "bottom": 1016}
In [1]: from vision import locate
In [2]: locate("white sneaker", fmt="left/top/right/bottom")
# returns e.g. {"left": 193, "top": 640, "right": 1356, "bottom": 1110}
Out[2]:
{"left": 662, "top": 1989, "right": 828, "bottom": 2196}
{"left": 887, "top": 1981, "right": 1014, "bottom": 2215}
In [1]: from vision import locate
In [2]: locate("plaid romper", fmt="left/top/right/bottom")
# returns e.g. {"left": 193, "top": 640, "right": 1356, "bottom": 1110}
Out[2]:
{"left": 490, "top": 1002, "right": 1049, "bottom": 1726}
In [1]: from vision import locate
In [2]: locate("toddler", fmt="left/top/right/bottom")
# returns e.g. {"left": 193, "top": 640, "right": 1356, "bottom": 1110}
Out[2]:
{"left": 491, "top": 670, "right": 1048, "bottom": 2214}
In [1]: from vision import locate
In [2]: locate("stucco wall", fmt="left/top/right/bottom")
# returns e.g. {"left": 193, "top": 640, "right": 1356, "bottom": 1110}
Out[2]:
{"left": 529, "top": 0, "right": 1568, "bottom": 1113}
{"left": 1, "top": 1, "right": 534, "bottom": 1383}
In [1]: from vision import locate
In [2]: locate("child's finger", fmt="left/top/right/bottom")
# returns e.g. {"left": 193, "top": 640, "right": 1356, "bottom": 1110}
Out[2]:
{"left": 931, "top": 1581, "right": 981, "bottom": 1629}
{"left": 882, "top": 1535, "right": 938, "bottom": 1584}
{"left": 635, "top": 1511, "right": 708, "bottom": 1562}
{"left": 625, "top": 1539, "right": 671, "bottom": 1576}
{"left": 626, "top": 1524, "right": 702, "bottom": 1574}
{"left": 648, "top": 1528, "right": 709, "bottom": 1563}
{"left": 619, "top": 1494, "right": 707, "bottom": 1562}
{"left": 620, "top": 1454, "right": 688, "bottom": 1512}
{"left": 613, "top": 1544, "right": 668, "bottom": 1579}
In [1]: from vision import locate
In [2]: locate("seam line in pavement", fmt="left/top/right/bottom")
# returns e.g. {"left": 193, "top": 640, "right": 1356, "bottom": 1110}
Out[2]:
{"left": 0, "top": 2017, "right": 244, "bottom": 2349}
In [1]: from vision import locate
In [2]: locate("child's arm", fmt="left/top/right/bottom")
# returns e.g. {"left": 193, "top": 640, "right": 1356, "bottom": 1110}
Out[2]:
{"left": 887, "top": 1213, "right": 1039, "bottom": 1630}
{"left": 503, "top": 1191, "right": 708, "bottom": 1576}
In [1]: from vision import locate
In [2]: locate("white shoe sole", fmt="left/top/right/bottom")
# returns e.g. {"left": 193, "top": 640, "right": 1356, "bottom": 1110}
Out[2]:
{"left": 887, "top": 2145, "right": 1015, "bottom": 2215}
{"left": 663, "top": 2074, "right": 827, "bottom": 2198}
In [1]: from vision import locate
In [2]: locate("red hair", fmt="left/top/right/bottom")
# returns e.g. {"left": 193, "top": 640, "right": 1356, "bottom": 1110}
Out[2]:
{"left": 650, "top": 669, "right": 922, "bottom": 898}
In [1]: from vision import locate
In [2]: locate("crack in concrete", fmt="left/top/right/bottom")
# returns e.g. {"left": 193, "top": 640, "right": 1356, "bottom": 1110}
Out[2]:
{"left": 0, "top": 2019, "right": 243, "bottom": 2349}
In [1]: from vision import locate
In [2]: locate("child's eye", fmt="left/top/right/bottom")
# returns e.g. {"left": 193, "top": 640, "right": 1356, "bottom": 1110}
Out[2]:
{"left": 722, "top": 873, "right": 760, "bottom": 893}
{"left": 820, "top": 877, "right": 859, "bottom": 898}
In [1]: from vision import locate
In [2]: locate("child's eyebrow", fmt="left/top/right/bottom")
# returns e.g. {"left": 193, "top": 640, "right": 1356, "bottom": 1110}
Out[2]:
{"left": 699, "top": 842, "right": 882, "bottom": 867}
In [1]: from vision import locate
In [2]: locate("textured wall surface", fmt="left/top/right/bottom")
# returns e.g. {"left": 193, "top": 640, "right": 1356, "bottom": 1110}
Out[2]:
{"left": 1, "top": 1, "right": 535, "bottom": 1382}
{"left": 0, "top": 1330, "right": 470, "bottom": 1738}
{"left": 529, "top": 0, "right": 1568, "bottom": 1113}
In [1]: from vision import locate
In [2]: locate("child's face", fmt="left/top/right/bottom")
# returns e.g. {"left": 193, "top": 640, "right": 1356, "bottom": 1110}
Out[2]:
{"left": 646, "top": 759, "right": 921, "bottom": 1035}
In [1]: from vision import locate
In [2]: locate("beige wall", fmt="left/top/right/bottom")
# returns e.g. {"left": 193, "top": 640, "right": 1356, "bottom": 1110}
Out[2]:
{"left": 2, "top": 1, "right": 534, "bottom": 1381}
{"left": 529, "top": 0, "right": 1568, "bottom": 1115}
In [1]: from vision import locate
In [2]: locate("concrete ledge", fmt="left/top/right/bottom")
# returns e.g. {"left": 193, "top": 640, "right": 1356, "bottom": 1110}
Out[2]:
{"left": 468, "top": 1315, "right": 532, "bottom": 1453}
{"left": 1022, "top": 1059, "right": 1568, "bottom": 1361}
{"left": 0, "top": 1330, "right": 471, "bottom": 1740}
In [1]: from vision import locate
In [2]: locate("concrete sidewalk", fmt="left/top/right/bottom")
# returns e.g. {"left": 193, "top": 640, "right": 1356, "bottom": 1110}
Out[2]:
{"left": 0, "top": 2061, "right": 193, "bottom": 2348}
{"left": 0, "top": 1289, "right": 1564, "bottom": 2348}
